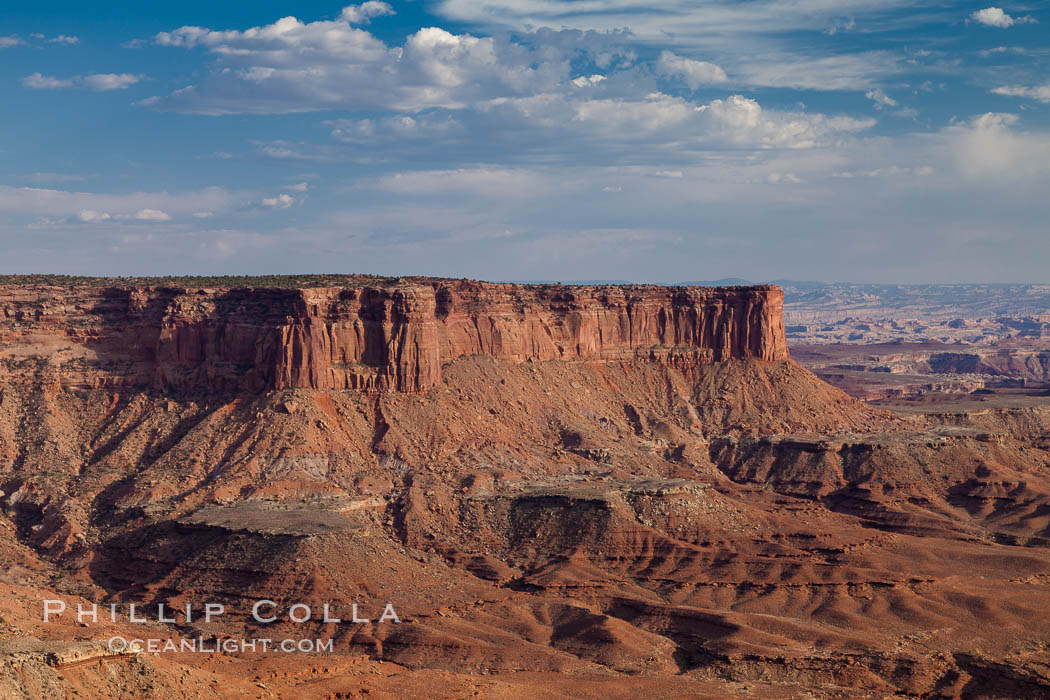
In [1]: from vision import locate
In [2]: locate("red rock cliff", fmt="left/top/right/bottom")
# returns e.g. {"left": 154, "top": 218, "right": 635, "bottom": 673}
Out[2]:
{"left": 0, "top": 279, "right": 788, "bottom": 393}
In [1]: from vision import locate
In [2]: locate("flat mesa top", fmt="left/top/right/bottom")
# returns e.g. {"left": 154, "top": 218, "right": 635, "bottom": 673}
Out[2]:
{"left": 178, "top": 503, "right": 363, "bottom": 536}
{"left": 0, "top": 274, "right": 780, "bottom": 293}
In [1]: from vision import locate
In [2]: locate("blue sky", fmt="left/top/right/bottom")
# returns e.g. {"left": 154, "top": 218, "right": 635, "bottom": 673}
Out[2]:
{"left": 1, "top": 1, "right": 1048, "bottom": 282}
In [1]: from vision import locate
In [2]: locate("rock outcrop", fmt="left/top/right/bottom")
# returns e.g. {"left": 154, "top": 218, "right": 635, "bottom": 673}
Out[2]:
{"left": 0, "top": 280, "right": 788, "bottom": 393}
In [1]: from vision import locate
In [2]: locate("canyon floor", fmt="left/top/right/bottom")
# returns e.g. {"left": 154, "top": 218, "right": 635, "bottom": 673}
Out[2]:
{"left": 2, "top": 279, "right": 1050, "bottom": 699}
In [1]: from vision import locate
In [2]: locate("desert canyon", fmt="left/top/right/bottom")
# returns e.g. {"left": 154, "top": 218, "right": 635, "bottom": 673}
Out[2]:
{"left": 1, "top": 276, "right": 1050, "bottom": 698}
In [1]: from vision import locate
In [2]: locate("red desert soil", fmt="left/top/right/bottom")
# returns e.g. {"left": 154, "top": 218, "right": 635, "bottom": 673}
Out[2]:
{"left": 1, "top": 277, "right": 1049, "bottom": 698}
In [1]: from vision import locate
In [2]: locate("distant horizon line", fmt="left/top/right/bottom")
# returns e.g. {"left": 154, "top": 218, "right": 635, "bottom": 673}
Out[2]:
{"left": 1, "top": 274, "right": 1049, "bottom": 288}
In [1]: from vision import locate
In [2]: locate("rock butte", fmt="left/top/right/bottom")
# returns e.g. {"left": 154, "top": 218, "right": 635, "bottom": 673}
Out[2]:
{"left": 0, "top": 280, "right": 788, "bottom": 393}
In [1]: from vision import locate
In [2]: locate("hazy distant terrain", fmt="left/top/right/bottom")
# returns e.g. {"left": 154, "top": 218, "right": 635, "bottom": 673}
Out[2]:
{"left": 780, "top": 282, "right": 1050, "bottom": 322}
{"left": 765, "top": 282, "right": 1050, "bottom": 400}
{"left": 679, "top": 281, "right": 1050, "bottom": 346}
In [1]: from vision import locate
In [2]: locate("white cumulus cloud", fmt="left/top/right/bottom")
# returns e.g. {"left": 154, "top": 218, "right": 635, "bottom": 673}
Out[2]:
{"left": 571, "top": 74, "right": 606, "bottom": 88}
{"left": 22, "top": 72, "right": 145, "bottom": 91}
{"left": 134, "top": 208, "right": 171, "bottom": 221}
{"left": 77, "top": 210, "right": 111, "bottom": 222}
{"left": 340, "top": 2, "right": 395, "bottom": 24}
{"left": 262, "top": 193, "right": 295, "bottom": 209}
{"left": 83, "top": 73, "right": 145, "bottom": 91}
{"left": 945, "top": 112, "right": 1050, "bottom": 179}
{"left": 656, "top": 51, "right": 727, "bottom": 88}
{"left": 147, "top": 18, "right": 570, "bottom": 114}
{"left": 970, "top": 7, "right": 1036, "bottom": 27}
{"left": 22, "top": 73, "right": 75, "bottom": 89}
{"left": 695, "top": 95, "right": 873, "bottom": 148}
{"left": 865, "top": 88, "right": 898, "bottom": 109}
{"left": 992, "top": 84, "right": 1050, "bottom": 103}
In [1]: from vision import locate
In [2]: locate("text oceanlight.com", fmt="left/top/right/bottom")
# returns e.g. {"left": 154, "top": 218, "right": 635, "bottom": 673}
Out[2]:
{"left": 108, "top": 637, "right": 335, "bottom": 654}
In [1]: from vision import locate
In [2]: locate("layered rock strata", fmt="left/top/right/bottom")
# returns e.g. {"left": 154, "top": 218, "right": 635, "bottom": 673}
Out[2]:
{"left": 0, "top": 280, "right": 788, "bottom": 393}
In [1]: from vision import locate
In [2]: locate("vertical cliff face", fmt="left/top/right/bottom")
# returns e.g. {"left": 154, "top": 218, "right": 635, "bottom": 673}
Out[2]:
{"left": 0, "top": 280, "right": 788, "bottom": 394}
{"left": 434, "top": 282, "right": 787, "bottom": 365}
